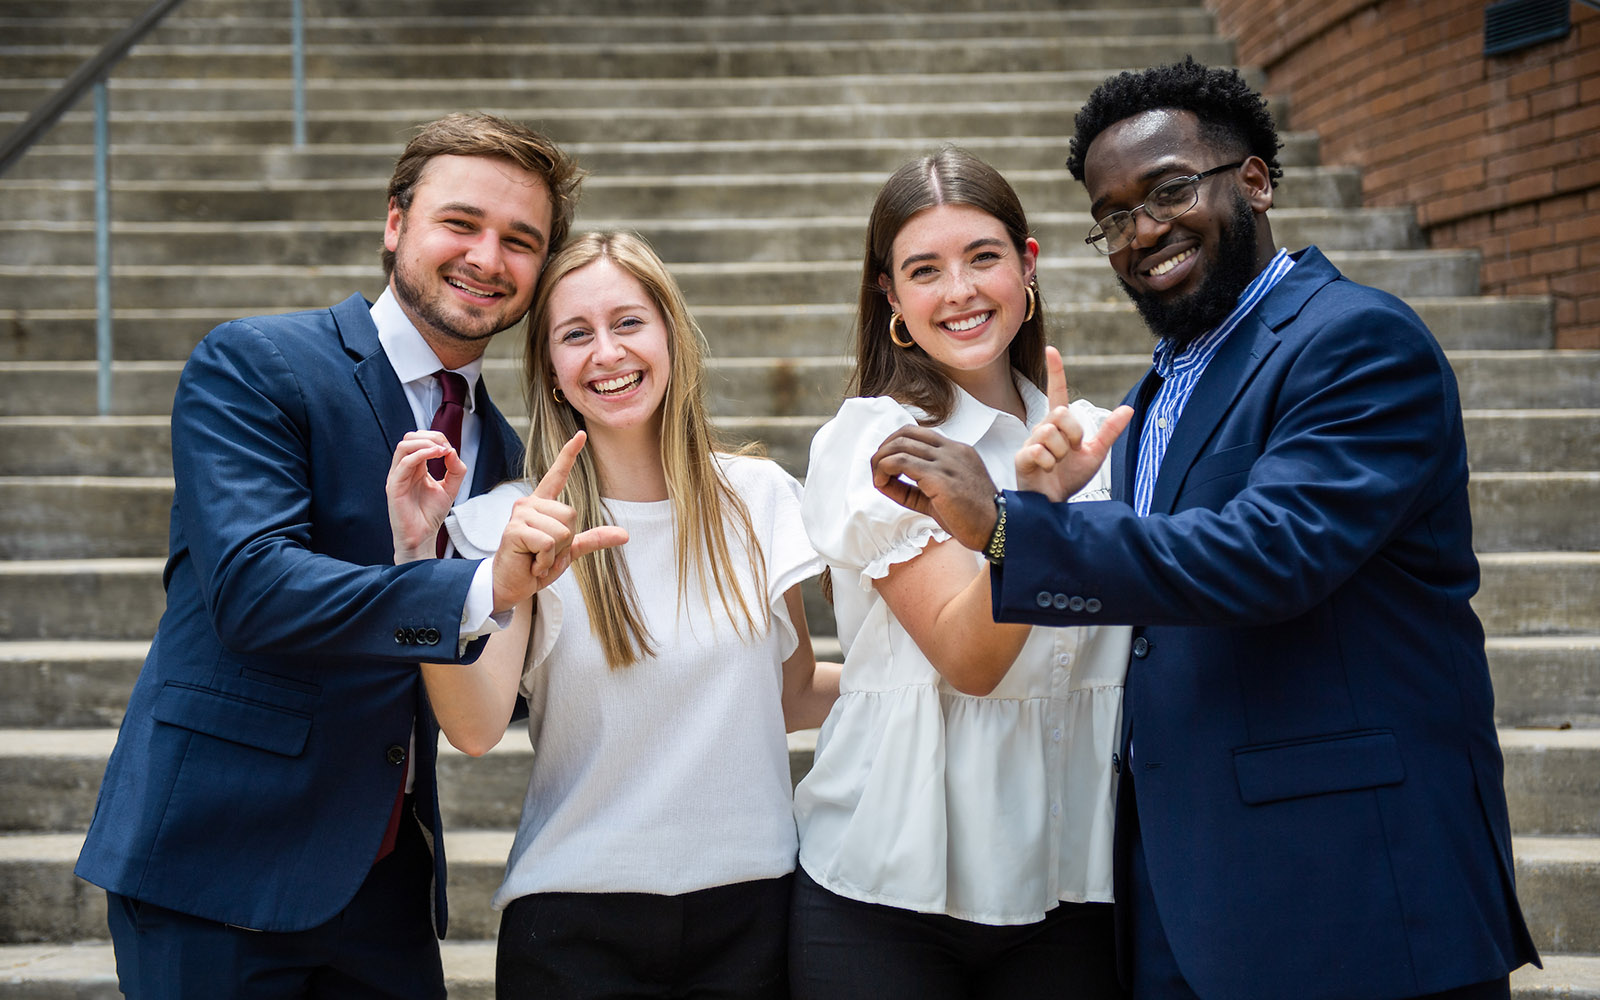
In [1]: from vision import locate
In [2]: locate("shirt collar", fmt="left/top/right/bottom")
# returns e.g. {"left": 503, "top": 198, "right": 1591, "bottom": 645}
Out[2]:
{"left": 933, "top": 371, "right": 1046, "bottom": 447}
{"left": 1151, "top": 247, "right": 1294, "bottom": 378}
{"left": 371, "top": 286, "right": 484, "bottom": 412}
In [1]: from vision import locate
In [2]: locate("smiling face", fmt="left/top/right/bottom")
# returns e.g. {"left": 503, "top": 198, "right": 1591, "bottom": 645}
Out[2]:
{"left": 1083, "top": 109, "right": 1275, "bottom": 345}
{"left": 881, "top": 202, "right": 1038, "bottom": 399}
{"left": 384, "top": 154, "right": 554, "bottom": 368}
{"left": 546, "top": 257, "right": 671, "bottom": 443}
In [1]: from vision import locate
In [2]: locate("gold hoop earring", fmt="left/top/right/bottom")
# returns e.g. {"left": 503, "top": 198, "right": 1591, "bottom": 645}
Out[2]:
{"left": 888, "top": 312, "right": 915, "bottom": 349}
{"left": 551, "top": 386, "right": 565, "bottom": 404}
{"left": 1024, "top": 283, "right": 1037, "bottom": 322}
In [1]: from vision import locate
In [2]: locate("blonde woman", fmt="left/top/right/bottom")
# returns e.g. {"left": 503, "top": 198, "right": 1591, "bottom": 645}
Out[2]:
{"left": 386, "top": 231, "right": 837, "bottom": 998}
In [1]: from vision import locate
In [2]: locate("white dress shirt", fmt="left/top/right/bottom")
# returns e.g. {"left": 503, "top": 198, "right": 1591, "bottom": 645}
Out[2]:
{"left": 796, "top": 381, "right": 1131, "bottom": 924}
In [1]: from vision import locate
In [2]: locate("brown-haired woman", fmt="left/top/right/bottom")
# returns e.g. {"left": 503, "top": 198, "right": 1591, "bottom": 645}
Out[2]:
{"left": 790, "top": 149, "right": 1130, "bottom": 998}
{"left": 387, "top": 231, "right": 838, "bottom": 997}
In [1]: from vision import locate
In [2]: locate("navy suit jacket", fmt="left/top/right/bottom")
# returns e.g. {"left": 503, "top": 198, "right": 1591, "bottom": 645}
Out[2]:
{"left": 76, "top": 293, "right": 523, "bottom": 935}
{"left": 993, "top": 249, "right": 1537, "bottom": 997}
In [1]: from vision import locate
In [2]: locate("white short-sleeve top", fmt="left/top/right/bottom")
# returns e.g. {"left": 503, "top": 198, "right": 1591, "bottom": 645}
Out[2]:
{"left": 444, "top": 454, "right": 822, "bottom": 905}
{"left": 796, "top": 380, "right": 1131, "bottom": 925}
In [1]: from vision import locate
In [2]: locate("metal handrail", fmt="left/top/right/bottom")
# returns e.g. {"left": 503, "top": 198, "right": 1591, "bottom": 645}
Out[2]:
{"left": 0, "top": 0, "right": 311, "bottom": 413}
{"left": 0, "top": 0, "right": 187, "bottom": 178}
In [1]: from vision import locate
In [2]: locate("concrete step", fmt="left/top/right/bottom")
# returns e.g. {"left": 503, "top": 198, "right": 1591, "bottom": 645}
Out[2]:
{"left": 0, "top": 252, "right": 1485, "bottom": 314}
{"left": 0, "top": 297, "right": 1553, "bottom": 364}
{"left": 2, "top": 0, "right": 1208, "bottom": 14}
{"left": 0, "top": 134, "right": 1329, "bottom": 180}
{"left": 1490, "top": 636, "right": 1600, "bottom": 729}
{"left": 1500, "top": 728, "right": 1600, "bottom": 836}
{"left": 2, "top": 403, "right": 1589, "bottom": 475}
{"left": 0, "top": 36, "right": 1237, "bottom": 81}
{"left": 0, "top": 207, "right": 1418, "bottom": 268}
{"left": 0, "top": 642, "right": 145, "bottom": 729}
{"left": 5, "top": 942, "right": 1581, "bottom": 1000}
{"left": 2, "top": 724, "right": 1593, "bottom": 836}
{"left": 0, "top": 69, "right": 1266, "bottom": 116}
{"left": 2, "top": 469, "right": 1593, "bottom": 560}
{"left": 6, "top": 632, "right": 1588, "bottom": 732}
{"left": 0, "top": 166, "right": 1362, "bottom": 222}
{"left": 8, "top": 11, "right": 1219, "bottom": 48}
{"left": 1, "top": 829, "right": 1594, "bottom": 950}
{"left": 0, "top": 553, "right": 1595, "bottom": 643}
{"left": 0, "top": 727, "right": 822, "bottom": 835}
{"left": 9, "top": 350, "right": 1594, "bottom": 420}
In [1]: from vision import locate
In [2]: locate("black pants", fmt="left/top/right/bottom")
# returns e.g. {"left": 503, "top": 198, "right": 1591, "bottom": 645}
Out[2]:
{"left": 106, "top": 800, "right": 442, "bottom": 1000}
{"left": 496, "top": 874, "right": 792, "bottom": 999}
{"left": 788, "top": 867, "right": 1123, "bottom": 1000}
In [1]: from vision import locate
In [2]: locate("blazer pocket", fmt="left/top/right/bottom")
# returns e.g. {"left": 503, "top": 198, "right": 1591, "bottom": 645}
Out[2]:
{"left": 1184, "top": 443, "right": 1260, "bottom": 491}
{"left": 1233, "top": 729, "right": 1404, "bottom": 805}
{"left": 152, "top": 682, "right": 312, "bottom": 758}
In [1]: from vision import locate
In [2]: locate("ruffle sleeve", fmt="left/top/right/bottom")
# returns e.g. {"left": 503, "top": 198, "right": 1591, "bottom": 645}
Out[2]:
{"left": 801, "top": 396, "right": 950, "bottom": 592}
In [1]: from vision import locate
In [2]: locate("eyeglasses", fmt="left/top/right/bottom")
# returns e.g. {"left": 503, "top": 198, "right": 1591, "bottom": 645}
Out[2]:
{"left": 1083, "top": 162, "right": 1244, "bottom": 255}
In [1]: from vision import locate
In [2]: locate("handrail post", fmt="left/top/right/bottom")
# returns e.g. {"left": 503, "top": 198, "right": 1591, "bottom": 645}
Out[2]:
{"left": 94, "top": 80, "right": 113, "bottom": 417}
{"left": 292, "top": 0, "right": 307, "bottom": 147}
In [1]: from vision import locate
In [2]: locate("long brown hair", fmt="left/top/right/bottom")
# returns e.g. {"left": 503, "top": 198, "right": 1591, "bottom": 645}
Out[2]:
{"left": 523, "top": 231, "right": 768, "bottom": 668}
{"left": 852, "top": 147, "right": 1047, "bottom": 425}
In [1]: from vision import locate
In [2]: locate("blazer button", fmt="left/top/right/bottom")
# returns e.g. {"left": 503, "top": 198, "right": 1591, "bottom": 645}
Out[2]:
{"left": 1111, "top": 752, "right": 1121, "bottom": 774}
{"left": 1085, "top": 598, "right": 1102, "bottom": 613}
{"left": 423, "top": 627, "right": 441, "bottom": 645}
{"left": 1036, "top": 591, "right": 1053, "bottom": 608}
{"left": 1068, "top": 596, "right": 1086, "bottom": 612}
{"left": 1132, "top": 636, "right": 1150, "bottom": 658}
{"left": 386, "top": 745, "right": 407, "bottom": 765}
{"left": 1052, "top": 593, "right": 1069, "bottom": 610}
{"left": 394, "top": 627, "right": 408, "bottom": 644}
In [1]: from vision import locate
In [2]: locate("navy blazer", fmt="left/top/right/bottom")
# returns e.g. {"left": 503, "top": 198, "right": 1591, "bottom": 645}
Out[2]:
{"left": 76, "top": 293, "right": 524, "bottom": 935}
{"left": 993, "top": 249, "right": 1537, "bottom": 997}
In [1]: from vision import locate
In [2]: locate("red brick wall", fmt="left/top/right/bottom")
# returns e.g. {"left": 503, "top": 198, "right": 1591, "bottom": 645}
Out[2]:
{"left": 1205, "top": 0, "right": 1599, "bottom": 348}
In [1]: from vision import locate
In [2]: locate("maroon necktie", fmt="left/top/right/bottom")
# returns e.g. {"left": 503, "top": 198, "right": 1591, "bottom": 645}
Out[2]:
{"left": 428, "top": 370, "right": 469, "bottom": 558}
{"left": 375, "top": 370, "right": 470, "bottom": 864}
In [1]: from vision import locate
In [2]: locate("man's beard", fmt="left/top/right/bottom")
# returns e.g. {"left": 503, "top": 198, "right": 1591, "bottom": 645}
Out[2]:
{"left": 390, "top": 229, "right": 519, "bottom": 348}
{"left": 1119, "top": 191, "right": 1260, "bottom": 348}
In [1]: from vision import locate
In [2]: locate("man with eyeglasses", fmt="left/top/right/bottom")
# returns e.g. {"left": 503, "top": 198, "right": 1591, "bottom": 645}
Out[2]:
{"left": 869, "top": 59, "right": 1538, "bottom": 999}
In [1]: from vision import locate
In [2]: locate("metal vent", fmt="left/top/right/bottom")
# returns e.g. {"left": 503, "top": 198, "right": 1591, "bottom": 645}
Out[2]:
{"left": 1483, "top": 0, "right": 1572, "bottom": 55}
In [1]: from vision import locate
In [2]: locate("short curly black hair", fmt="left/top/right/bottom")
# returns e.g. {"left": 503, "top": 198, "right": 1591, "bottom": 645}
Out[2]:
{"left": 1065, "top": 57, "right": 1283, "bottom": 188}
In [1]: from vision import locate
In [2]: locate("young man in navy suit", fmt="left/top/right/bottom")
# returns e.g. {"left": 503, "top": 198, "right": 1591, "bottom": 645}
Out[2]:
{"left": 76, "top": 114, "right": 585, "bottom": 998}
{"left": 870, "top": 60, "right": 1539, "bottom": 999}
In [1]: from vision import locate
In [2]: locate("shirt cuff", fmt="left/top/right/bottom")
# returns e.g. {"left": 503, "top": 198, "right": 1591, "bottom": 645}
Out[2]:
{"left": 457, "top": 557, "right": 509, "bottom": 655}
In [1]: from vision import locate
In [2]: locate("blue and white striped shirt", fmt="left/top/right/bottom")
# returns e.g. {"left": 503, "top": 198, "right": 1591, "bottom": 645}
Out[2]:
{"left": 1132, "top": 248, "right": 1295, "bottom": 516}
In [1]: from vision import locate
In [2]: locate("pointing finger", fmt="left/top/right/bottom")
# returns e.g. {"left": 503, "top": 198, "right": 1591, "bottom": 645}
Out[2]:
{"left": 1044, "top": 345, "right": 1071, "bottom": 411}
{"left": 534, "top": 430, "right": 587, "bottom": 501}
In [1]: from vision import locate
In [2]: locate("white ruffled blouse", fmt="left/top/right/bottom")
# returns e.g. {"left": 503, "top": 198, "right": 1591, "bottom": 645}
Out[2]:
{"left": 795, "top": 381, "right": 1130, "bottom": 925}
{"left": 444, "top": 454, "right": 822, "bottom": 905}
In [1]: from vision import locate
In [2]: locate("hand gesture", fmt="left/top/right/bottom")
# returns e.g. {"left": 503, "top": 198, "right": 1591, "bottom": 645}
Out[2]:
{"left": 1015, "top": 346, "right": 1133, "bottom": 501}
{"left": 871, "top": 426, "right": 999, "bottom": 552}
{"left": 491, "top": 431, "right": 630, "bottom": 613}
{"left": 387, "top": 430, "right": 466, "bottom": 563}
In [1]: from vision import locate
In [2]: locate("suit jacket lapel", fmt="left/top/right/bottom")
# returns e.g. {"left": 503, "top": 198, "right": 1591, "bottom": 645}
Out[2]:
{"left": 1149, "top": 321, "right": 1279, "bottom": 515}
{"left": 334, "top": 293, "right": 419, "bottom": 452}
{"left": 470, "top": 381, "right": 522, "bottom": 496}
{"left": 1111, "top": 370, "right": 1163, "bottom": 504}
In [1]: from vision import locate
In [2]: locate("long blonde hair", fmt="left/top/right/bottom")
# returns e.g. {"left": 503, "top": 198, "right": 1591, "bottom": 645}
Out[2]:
{"left": 523, "top": 231, "right": 768, "bottom": 668}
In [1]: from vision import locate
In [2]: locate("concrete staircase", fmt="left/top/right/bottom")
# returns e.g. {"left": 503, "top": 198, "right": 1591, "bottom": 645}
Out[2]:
{"left": 2, "top": 1, "right": 1597, "bottom": 995}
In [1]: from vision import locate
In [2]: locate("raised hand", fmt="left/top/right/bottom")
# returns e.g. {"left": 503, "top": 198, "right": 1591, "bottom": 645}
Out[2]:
{"left": 491, "top": 431, "right": 630, "bottom": 612}
{"left": 871, "top": 425, "right": 999, "bottom": 552}
{"left": 387, "top": 430, "right": 466, "bottom": 563}
{"left": 1016, "top": 346, "right": 1133, "bottom": 501}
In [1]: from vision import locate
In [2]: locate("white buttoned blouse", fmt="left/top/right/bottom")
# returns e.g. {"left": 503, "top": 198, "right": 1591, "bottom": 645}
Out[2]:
{"left": 795, "top": 381, "right": 1131, "bottom": 925}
